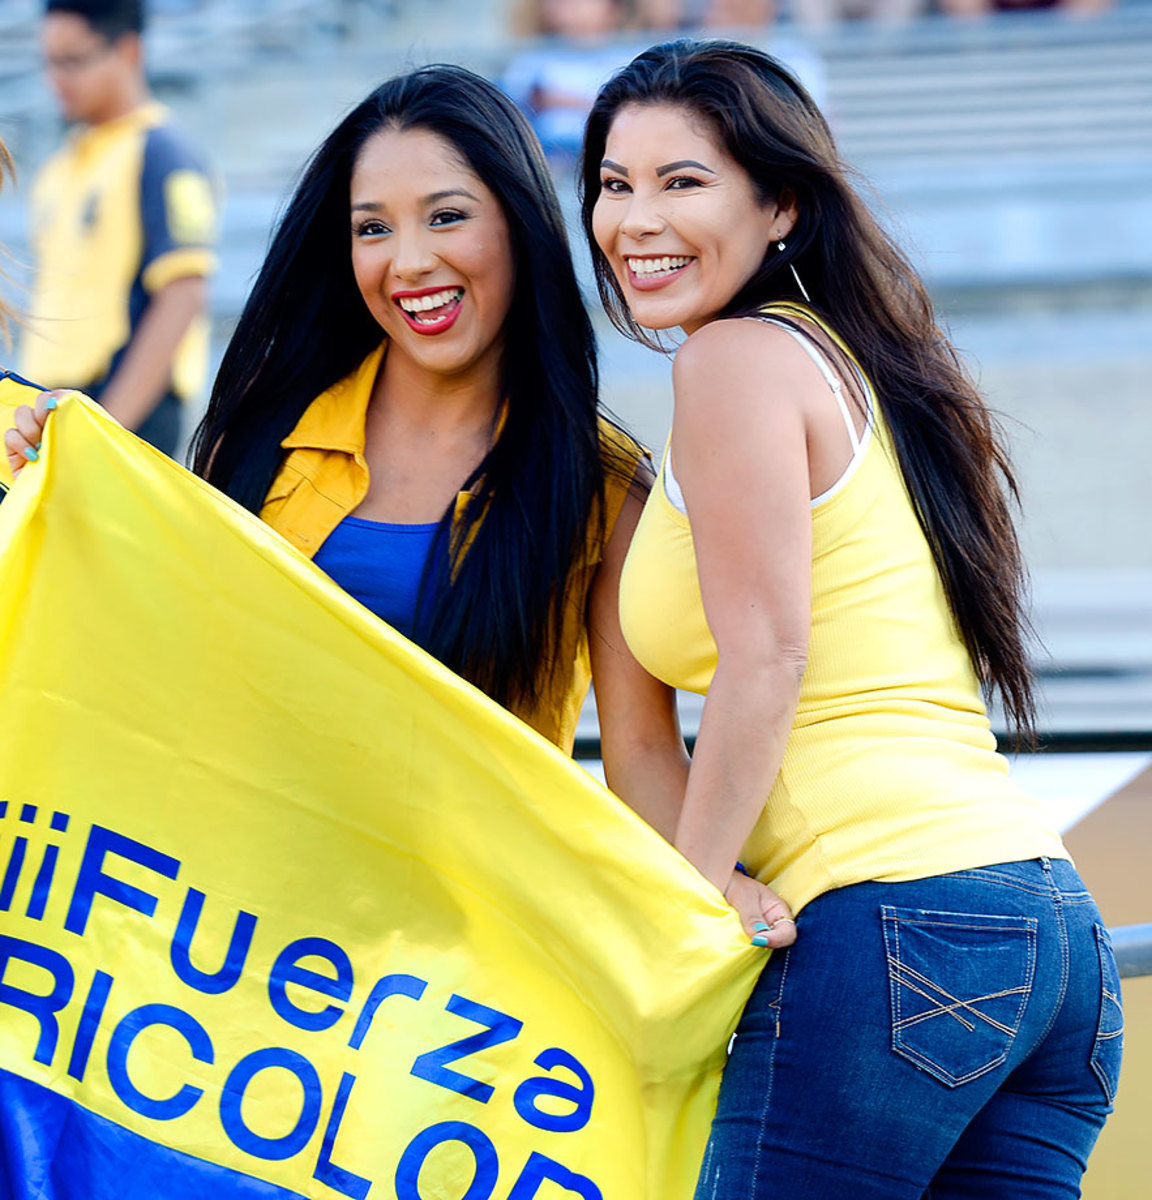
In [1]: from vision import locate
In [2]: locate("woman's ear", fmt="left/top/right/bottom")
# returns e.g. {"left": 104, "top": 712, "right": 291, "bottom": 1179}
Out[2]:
{"left": 769, "top": 189, "right": 800, "bottom": 243}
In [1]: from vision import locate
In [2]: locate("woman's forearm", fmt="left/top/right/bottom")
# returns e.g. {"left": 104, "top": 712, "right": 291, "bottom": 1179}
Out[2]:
{"left": 674, "top": 654, "right": 804, "bottom": 890}
{"left": 604, "top": 738, "right": 690, "bottom": 843}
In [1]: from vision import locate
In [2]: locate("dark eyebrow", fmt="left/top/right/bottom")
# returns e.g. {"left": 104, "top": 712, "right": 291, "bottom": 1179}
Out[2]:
{"left": 657, "top": 160, "right": 716, "bottom": 177}
{"left": 425, "top": 188, "right": 479, "bottom": 205}
{"left": 350, "top": 188, "right": 479, "bottom": 214}
{"left": 600, "top": 159, "right": 628, "bottom": 176}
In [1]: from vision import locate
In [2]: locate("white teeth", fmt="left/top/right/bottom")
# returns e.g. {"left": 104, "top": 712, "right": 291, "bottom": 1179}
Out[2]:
{"left": 397, "top": 288, "right": 463, "bottom": 316}
{"left": 626, "top": 256, "right": 692, "bottom": 277}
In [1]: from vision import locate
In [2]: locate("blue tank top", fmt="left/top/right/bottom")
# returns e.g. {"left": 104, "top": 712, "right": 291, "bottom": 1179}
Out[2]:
{"left": 313, "top": 516, "right": 440, "bottom": 639}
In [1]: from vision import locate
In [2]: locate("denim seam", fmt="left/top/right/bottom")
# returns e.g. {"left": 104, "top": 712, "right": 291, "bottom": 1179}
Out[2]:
{"left": 948, "top": 867, "right": 1093, "bottom": 907}
{"left": 891, "top": 969, "right": 1031, "bottom": 1035}
{"left": 749, "top": 950, "right": 789, "bottom": 1198}
{"left": 1090, "top": 923, "right": 1125, "bottom": 1105}
{"left": 888, "top": 917, "right": 1038, "bottom": 932}
{"left": 1029, "top": 862, "right": 1070, "bottom": 1056}
{"left": 944, "top": 872, "right": 1057, "bottom": 899}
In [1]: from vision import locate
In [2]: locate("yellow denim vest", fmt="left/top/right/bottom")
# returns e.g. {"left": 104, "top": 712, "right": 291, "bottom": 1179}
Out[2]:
{"left": 260, "top": 344, "right": 646, "bottom": 752}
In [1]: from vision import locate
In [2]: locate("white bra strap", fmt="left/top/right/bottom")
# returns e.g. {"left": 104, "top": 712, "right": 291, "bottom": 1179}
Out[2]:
{"left": 665, "top": 318, "right": 872, "bottom": 518}
{"left": 756, "top": 317, "right": 864, "bottom": 452}
{"left": 663, "top": 449, "right": 688, "bottom": 515}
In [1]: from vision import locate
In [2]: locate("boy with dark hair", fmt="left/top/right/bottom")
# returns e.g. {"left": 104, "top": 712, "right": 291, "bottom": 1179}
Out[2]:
{"left": 20, "top": 0, "right": 217, "bottom": 455}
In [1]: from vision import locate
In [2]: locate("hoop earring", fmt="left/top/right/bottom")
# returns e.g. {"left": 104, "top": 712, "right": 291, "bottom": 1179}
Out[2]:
{"left": 776, "top": 239, "right": 811, "bottom": 304}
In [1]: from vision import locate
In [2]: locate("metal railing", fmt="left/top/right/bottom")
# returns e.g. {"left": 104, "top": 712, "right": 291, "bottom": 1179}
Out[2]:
{"left": 573, "top": 730, "right": 1152, "bottom": 759}
{"left": 1112, "top": 924, "right": 1152, "bottom": 980}
{"left": 574, "top": 723, "right": 1152, "bottom": 979}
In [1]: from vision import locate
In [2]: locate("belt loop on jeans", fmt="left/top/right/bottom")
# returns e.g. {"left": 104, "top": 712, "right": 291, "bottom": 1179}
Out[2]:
{"left": 1040, "top": 855, "right": 1052, "bottom": 874}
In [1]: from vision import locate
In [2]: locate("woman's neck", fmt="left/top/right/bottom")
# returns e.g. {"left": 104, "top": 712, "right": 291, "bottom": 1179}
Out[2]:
{"left": 371, "top": 341, "right": 503, "bottom": 439}
{"left": 353, "top": 341, "right": 504, "bottom": 525}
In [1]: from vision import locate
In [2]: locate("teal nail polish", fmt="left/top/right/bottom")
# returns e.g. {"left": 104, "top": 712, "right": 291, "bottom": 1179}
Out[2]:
{"left": 753, "top": 921, "right": 770, "bottom": 933}
{"left": 34, "top": 441, "right": 42, "bottom": 451}
{"left": 751, "top": 935, "right": 769, "bottom": 948}
{"left": 22, "top": 446, "right": 38, "bottom": 462}
{"left": 44, "top": 396, "right": 58, "bottom": 411}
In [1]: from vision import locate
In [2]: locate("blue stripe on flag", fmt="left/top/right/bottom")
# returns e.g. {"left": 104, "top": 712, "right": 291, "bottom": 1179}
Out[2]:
{"left": 0, "top": 1068, "right": 306, "bottom": 1200}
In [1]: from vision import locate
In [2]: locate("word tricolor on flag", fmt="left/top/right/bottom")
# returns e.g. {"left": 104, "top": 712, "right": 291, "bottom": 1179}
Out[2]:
{"left": 0, "top": 379, "right": 761, "bottom": 1200}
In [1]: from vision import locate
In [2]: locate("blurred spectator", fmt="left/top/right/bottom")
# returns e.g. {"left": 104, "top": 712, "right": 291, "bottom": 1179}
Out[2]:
{"left": 19, "top": 0, "right": 217, "bottom": 456}
{"left": 701, "top": 0, "right": 776, "bottom": 27}
{"left": 695, "top": 0, "right": 829, "bottom": 115}
{"left": 503, "top": 0, "right": 629, "bottom": 164}
{"left": 789, "top": 0, "right": 922, "bottom": 29}
{"left": 505, "top": 0, "right": 829, "bottom": 164}
{"left": 940, "top": 0, "right": 1112, "bottom": 16}
{"left": 633, "top": 0, "right": 692, "bottom": 31}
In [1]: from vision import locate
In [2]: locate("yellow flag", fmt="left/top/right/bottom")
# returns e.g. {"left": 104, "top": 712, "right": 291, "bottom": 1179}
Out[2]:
{"left": 0, "top": 386, "right": 761, "bottom": 1200}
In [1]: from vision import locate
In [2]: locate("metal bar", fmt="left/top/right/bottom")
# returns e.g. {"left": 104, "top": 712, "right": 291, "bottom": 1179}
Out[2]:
{"left": 571, "top": 731, "right": 1152, "bottom": 760}
{"left": 1111, "top": 924, "right": 1152, "bottom": 980}
{"left": 998, "top": 731, "right": 1152, "bottom": 754}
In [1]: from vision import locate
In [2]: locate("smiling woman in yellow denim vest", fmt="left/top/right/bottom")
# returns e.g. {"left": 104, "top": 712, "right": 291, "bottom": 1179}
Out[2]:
{"left": 195, "top": 66, "right": 804, "bottom": 945}
{"left": 189, "top": 66, "right": 685, "bottom": 788}
{"left": 187, "top": 67, "right": 656, "bottom": 757}
{"left": 582, "top": 39, "right": 1122, "bottom": 1199}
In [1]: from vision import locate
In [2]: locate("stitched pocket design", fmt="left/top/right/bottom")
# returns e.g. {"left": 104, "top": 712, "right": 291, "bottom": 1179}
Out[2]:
{"left": 1091, "top": 923, "right": 1124, "bottom": 1104}
{"left": 882, "top": 906, "right": 1037, "bottom": 1087}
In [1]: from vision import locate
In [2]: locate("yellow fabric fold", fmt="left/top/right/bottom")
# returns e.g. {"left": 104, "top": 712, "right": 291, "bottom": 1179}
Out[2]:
{"left": 0, "top": 389, "right": 759, "bottom": 1199}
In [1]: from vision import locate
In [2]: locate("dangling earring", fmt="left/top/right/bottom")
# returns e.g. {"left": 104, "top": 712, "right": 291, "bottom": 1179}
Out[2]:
{"left": 776, "top": 239, "right": 811, "bottom": 304}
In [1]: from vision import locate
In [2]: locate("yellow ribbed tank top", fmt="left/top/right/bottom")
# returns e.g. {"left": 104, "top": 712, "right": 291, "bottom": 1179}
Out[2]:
{"left": 618, "top": 304, "right": 1067, "bottom": 913}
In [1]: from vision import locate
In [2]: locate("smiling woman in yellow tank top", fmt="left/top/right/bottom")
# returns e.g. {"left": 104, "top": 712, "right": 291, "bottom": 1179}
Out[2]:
{"left": 581, "top": 39, "right": 1121, "bottom": 1200}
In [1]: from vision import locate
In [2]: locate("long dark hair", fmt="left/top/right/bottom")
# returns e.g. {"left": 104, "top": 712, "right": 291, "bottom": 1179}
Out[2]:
{"left": 581, "top": 39, "right": 1035, "bottom": 738}
{"left": 193, "top": 65, "right": 603, "bottom": 711}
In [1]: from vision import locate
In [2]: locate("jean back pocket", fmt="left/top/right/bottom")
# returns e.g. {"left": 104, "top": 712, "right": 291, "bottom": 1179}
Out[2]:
{"left": 1091, "top": 923, "right": 1124, "bottom": 1105}
{"left": 882, "top": 906, "right": 1038, "bottom": 1087}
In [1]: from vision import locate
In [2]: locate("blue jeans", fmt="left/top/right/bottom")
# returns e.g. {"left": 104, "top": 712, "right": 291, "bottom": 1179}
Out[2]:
{"left": 695, "top": 858, "right": 1123, "bottom": 1199}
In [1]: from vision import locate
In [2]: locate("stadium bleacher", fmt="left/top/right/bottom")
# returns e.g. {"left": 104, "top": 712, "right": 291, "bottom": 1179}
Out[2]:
{"left": 1, "top": 0, "right": 1149, "bottom": 740}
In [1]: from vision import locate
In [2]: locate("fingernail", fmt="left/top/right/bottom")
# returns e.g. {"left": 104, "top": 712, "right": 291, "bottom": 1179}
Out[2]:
{"left": 23, "top": 446, "right": 38, "bottom": 462}
{"left": 34, "top": 441, "right": 41, "bottom": 451}
{"left": 45, "top": 396, "right": 58, "bottom": 411}
{"left": 753, "top": 921, "right": 770, "bottom": 933}
{"left": 751, "top": 935, "right": 769, "bottom": 948}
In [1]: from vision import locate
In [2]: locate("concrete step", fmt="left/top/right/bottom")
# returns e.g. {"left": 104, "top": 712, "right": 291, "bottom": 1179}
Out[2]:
{"left": 844, "top": 121, "right": 1151, "bottom": 161}
{"left": 833, "top": 60, "right": 1151, "bottom": 104}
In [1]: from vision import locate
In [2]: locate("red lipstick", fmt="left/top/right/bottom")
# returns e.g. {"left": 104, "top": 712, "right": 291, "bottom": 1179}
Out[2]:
{"left": 392, "top": 285, "right": 465, "bottom": 336}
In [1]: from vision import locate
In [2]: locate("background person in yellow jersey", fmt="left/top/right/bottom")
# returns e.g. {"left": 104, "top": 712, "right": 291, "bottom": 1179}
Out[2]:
{"left": 5, "top": 68, "right": 797, "bottom": 945}
{"left": 18, "top": 0, "right": 216, "bottom": 457}
{"left": 584, "top": 40, "right": 1120, "bottom": 1199}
